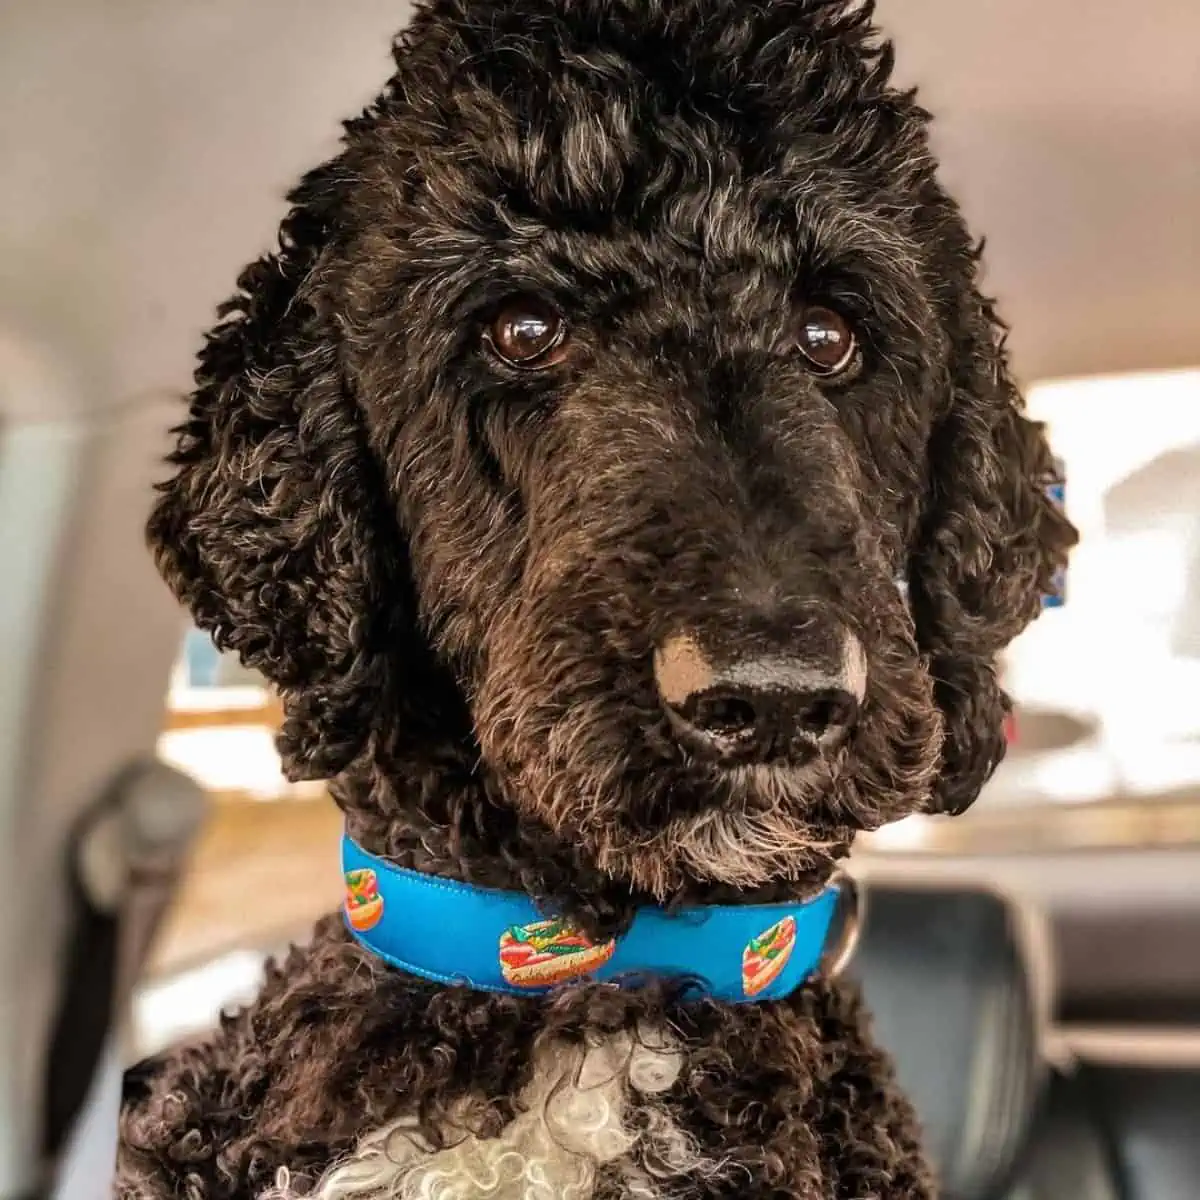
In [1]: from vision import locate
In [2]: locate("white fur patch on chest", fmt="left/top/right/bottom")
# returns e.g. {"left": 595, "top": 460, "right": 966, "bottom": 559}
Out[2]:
{"left": 263, "top": 1025, "right": 728, "bottom": 1200}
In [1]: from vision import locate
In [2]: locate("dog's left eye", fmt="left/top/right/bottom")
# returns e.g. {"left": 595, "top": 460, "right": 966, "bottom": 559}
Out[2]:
{"left": 789, "top": 305, "right": 857, "bottom": 377}
{"left": 484, "top": 298, "right": 570, "bottom": 370}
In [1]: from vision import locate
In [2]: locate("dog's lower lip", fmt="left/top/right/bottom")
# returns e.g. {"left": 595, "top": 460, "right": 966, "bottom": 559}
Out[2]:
{"left": 725, "top": 756, "right": 819, "bottom": 781}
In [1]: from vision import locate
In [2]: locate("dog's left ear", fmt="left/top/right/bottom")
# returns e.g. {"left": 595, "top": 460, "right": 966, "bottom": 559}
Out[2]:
{"left": 147, "top": 161, "right": 409, "bottom": 781}
{"left": 910, "top": 220, "right": 1078, "bottom": 815}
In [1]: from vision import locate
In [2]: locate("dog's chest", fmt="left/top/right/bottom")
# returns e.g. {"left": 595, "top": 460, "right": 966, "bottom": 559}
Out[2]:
{"left": 268, "top": 1027, "right": 738, "bottom": 1200}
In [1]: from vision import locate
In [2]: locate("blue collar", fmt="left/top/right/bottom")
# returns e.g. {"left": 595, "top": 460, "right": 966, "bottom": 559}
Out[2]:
{"left": 342, "top": 834, "right": 856, "bottom": 1004}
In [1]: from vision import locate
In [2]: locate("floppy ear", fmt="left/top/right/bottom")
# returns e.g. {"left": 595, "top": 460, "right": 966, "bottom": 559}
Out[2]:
{"left": 910, "top": 235, "right": 1077, "bottom": 815}
{"left": 147, "top": 163, "right": 408, "bottom": 780}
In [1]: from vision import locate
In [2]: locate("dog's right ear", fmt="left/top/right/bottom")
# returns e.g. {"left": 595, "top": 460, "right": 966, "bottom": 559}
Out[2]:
{"left": 148, "top": 163, "right": 406, "bottom": 780}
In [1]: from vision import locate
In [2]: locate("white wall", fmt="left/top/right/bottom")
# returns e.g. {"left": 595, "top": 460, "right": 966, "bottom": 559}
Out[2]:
{"left": 3, "top": 0, "right": 1197, "bottom": 405}
{"left": 885, "top": 0, "right": 1200, "bottom": 384}
{"left": 0, "top": 0, "right": 408, "bottom": 412}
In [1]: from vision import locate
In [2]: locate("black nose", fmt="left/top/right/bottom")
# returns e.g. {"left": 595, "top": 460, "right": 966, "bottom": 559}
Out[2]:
{"left": 653, "top": 632, "right": 864, "bottom": 766}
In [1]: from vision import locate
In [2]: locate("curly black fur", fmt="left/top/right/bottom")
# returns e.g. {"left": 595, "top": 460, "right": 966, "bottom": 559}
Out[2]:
{"left": 120, "top": 920, "right": 932, "bottom": 1198}
{"left": 121, "top": 0, "right": 1075, "bottom": 1195}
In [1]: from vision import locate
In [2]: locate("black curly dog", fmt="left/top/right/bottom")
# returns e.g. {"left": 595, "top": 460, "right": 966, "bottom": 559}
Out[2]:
{"left": 119, "top": 0, "right": 1075, "bottom": 1195}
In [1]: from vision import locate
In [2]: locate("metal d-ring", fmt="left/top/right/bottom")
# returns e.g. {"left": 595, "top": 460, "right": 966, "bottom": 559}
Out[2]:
{"left": 820, "top": 870, "right": 865, "bottom": 980}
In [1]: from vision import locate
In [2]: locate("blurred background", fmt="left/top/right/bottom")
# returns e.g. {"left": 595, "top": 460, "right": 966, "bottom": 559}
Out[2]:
{"left": 0, "top": 2, "right": 1197, "bottom": 1199}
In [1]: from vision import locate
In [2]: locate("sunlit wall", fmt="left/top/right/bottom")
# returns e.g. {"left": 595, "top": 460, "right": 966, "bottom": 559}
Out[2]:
{"left": 999, "top": 368, "right": 1200, "bottom": 802}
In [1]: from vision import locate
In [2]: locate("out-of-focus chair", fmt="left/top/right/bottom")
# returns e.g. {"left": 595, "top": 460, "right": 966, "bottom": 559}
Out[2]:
{"left": 856, "top": 876, "right": 1200, "bottom": 1199}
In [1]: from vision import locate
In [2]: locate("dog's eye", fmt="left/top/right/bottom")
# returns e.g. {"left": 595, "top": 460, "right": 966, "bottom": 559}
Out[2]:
{"left": 484, "top": 298, "right": 570, "bottom": 369}
{"left": 791, "top": 305, "right": 856, "bottom": 376}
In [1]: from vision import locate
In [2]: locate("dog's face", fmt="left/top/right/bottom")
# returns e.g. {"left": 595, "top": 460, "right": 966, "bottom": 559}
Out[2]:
{"left": 150, "top": 0, "right": 1074, "bottom": 900}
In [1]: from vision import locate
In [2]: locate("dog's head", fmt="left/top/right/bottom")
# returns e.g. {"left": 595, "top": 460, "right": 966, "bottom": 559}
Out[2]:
{"left": 150, "top": 0, "right": 1074, "bottom": 900}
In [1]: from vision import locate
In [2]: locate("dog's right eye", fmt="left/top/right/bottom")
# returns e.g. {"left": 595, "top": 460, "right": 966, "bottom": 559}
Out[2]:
{"left": 484, "top": 298, "right": 570, "bottom": 370}
{"left": 788, "top": 305, "right": 858, "bottom": 377}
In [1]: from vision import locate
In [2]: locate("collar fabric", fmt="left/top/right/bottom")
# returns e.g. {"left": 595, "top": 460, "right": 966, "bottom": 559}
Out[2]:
{"left": 341, "top": 834, "right": 853, "bottom": 1004}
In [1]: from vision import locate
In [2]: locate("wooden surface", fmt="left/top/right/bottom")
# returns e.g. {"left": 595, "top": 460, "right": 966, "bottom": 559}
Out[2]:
{"left": 150, "top": 790, "right": 342, "bottom": 977}
{"left": 163, "top": 696, "right": 284, "bottom": 732}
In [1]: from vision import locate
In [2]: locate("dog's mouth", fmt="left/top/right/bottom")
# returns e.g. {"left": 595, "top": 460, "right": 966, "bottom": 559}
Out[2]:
{"left": 601, "top": 797, "right": 853, "bottom": 899}
{"left": 594, "top": 748, "right": 856, "bottom": 898}
{"left": 723, "top": 756, "right": 831, "bottom": 803}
